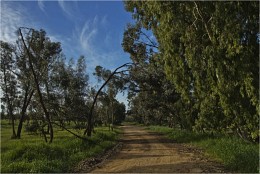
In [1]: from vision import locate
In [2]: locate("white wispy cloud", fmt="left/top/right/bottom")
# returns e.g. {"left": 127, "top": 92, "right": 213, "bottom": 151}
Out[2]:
{"left": 38, "top": 0, "right": 46, "bottom": 13}
{"left": 71, "top": 15, "right": 121, "bottom": 76}
{"left": 58, "top": 0, "right": 76, "bottom": 19}
{"left": 0, "top": 2, "right": 68, "bottom": 56}
{"left": 0, "top": 2, "right": 31, "bottom": 43}
{"left": 1, "top": 2, "right": 125, "bottom": 87}
{"left": 79, "top": 20, "right": 98, "bottom": 54}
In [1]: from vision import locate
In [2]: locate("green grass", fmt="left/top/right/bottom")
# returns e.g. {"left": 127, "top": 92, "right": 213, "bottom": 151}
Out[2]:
{"left": 1, "top": 120, "right": 120, "bottom": 173}
{"left": 147, "top": 125, "right": 259, "bottom": 173}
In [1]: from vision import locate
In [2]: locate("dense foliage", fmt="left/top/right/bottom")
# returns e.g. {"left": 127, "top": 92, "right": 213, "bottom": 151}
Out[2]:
{"left": 123, "top": 1, "right": 259, "bottom": 142}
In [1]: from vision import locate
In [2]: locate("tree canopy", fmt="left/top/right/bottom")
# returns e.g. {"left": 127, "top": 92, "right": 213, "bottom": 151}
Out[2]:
{"left": 123, "top": 1, "right": 259, "bottom": 141}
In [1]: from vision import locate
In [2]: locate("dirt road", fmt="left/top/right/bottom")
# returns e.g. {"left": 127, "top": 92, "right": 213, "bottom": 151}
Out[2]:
{"left": 91, "top": 124, "right": 225, "bottom": 173}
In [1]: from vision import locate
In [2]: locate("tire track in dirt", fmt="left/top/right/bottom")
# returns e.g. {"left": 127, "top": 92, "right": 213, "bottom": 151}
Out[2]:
{"left": 91, "top": 124, "right": 225, "bottom": 173}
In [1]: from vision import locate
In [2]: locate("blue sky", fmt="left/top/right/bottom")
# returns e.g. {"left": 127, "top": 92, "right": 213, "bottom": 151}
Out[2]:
{"left": 1, "top": 0, "right": 135, "bottom": 108}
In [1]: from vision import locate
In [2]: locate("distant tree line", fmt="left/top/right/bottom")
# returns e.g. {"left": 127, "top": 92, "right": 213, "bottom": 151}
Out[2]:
{"left": 122, "top": 1, "right": 259, "bottom": 142}
{"left": 0, "top": 28, "right": 126, "bottom": 142}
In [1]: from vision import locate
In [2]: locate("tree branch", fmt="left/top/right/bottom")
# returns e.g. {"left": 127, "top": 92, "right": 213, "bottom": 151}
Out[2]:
{"left": 84, "top": 63, "right": 134, "bottom": 136}
{"left": 140, "top": 30, "right": 158, "bottom": 48}
{"left": 51, "top": 122, "right": 88, "bottom": 141}
{"left": 114, "top": 69, "right": 130, "bottom": 74}
{"left": 135, "top": 40, "right": 159, "bottom": 49}
{"left": 194, "top": 2, "right": 213, "bottom": 43}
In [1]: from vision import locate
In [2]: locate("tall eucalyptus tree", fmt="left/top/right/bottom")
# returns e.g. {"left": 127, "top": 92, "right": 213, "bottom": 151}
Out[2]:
{"left": 124, "top": 1, "right": 259, "bottom": 141}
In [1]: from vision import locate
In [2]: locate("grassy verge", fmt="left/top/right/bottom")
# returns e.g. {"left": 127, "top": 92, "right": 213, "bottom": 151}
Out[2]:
{"left": 147, "top": 125, "right": 259, "bottom": 173}
{"left": 1, "top": 120, "right": 120, "bottom": 173}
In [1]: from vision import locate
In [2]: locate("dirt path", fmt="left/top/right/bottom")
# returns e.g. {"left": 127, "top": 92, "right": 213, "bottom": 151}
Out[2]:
{"left": 91, "top": 124, "right": 225, "bottom": 173}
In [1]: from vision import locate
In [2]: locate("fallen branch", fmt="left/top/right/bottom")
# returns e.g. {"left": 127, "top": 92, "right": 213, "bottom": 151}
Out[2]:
{"left": 51, "top": 122, "right": 88, "bottom": 141}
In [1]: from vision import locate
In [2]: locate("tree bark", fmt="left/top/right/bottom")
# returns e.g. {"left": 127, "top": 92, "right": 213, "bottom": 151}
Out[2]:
{"left": 16, "top": 89, "right": 34, "bottom": 138}
{"left": 11, "top": 112, "right": 16, "bottom": 138}
{"left": 111, "top": 100, "right": 114, "bottom": 131}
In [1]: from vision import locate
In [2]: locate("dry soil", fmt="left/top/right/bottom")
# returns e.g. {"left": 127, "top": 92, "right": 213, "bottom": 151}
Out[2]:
{"left": 90, "top": 124, "right": 225, "bottom": 173}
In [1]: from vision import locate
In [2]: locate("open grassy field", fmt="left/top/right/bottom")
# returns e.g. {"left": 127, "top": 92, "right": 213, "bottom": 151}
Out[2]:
{"left": 1, "top": 120, "right": 120, "bottom": 173}
{"left": 147, "top": 126, "right": 259, "bottom": 173}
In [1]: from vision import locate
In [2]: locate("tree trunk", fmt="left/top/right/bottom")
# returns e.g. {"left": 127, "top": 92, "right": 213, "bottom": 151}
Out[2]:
{"left": 16, "top": 115, "right": 25, "bottom": 139}
{"left": 41, "top": 127, "right": 48, "bottom": 142}
{"left": 106, "top": 107, "right": 108, "bottom": 127}
{"left": 11, "top": 113, "right": 16, "bottom": 138}
{"left": 16, "top": 89, "right": 34, "bottom": 138}
{"left": 111, "top": 101, "right": 114, "bottom": 131}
